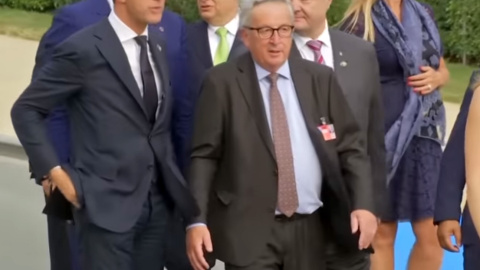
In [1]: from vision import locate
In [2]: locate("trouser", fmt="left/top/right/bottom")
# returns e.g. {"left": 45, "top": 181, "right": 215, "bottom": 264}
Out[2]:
{"left": 324, "top": 240, "right": 370, "bottom": 270}
{"left": 74, "top": 183, "right": 172, "bottom": 270}
{"left": 464, "top": 243, "right": 480, "bottom": 270}
{"left": 46, "top": 213, "right": 73, "bottom": 270}
{"left": 225, "top": 211, "right": 326, "bottom": 270}
{"left": 165, "top": 210, "right": 192, "bottom": 270}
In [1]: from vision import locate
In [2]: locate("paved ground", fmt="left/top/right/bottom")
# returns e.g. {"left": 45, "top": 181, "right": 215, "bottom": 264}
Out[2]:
{"left": 0, "top": 35, "right": 38, "bottom": 140}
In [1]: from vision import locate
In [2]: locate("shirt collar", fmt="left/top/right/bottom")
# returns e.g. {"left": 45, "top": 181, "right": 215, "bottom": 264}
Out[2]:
{"left": 208, "top": 14, "right": 240, "bottom": 36}
{"left": 254, "top": 60, "right": 291, "bottom": 81}
{"left": 107, "top": 0, "right": 113, "bottom": 10}
{"left": 108, "top": 10, "right": 148, "bottom": 43}
{"left": 294, "top": 20, "right": 331, "bottom": 49}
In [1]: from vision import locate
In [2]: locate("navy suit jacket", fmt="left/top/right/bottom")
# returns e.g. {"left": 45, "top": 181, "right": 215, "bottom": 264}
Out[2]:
{"left": 434, "top": 70, "right": 480, "bottom": 246}
{"left": 32, "top": 0, "right": 191, "bottom": 179}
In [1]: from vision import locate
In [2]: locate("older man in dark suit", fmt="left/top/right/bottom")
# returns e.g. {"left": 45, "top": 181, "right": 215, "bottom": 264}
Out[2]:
{"left": 185, "top": 1, "right": 378, "bottom": 269}
{"left": 11, "top": 0, "right": 198, "bottom": 268}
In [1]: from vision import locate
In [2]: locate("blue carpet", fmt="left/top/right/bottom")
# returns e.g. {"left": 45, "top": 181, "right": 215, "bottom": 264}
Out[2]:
{"left": 395, "top": 222, "right": 463, "bottom": 269}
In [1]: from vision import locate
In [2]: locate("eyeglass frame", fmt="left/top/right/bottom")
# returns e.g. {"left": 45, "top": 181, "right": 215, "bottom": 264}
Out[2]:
{"left": 243, "top": 25, "right": 295, "bottom": 39}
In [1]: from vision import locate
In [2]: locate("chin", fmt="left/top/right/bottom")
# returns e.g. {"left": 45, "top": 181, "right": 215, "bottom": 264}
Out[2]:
{"left": 147, "top": 15, "right": 163, "bottom": 25}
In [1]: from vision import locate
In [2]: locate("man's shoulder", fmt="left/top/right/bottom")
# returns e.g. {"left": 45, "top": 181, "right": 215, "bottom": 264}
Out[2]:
{"left": 329, "top": 28, "right": 375, "bottom": 54}
{"left": 53, "top": 19, "right": 104, "bottom": 52}
{"left": 187, "top": 20, "right": 207, "bottom": 34}
{"left": 155, "top": 8, "right": 185, "bottom": 30}
{"left": 55, "top": 0, "right": 92, "bottom": 21}
{"left": 290, "top": 57, "right": 334, "bottom": 77}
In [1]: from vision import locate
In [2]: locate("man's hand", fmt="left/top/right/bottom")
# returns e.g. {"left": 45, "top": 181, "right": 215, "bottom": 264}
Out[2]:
{"left": 49, "top": 167, "right": 80, "bottom": 208}
{"left": 351, "top": 209, "right": 378, "bottom": 250}
{"left": 437, "top": 220, "right": 462, "bottom": 252}
{"left": 41, "top": 178, "right": 53, "bottom": 197}
{"left": 186, "top": 225, "right": 213, "bottom": 270}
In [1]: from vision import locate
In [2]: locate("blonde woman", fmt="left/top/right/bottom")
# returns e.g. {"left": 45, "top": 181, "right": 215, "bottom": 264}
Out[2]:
{"left": 339, "top": 0, "right": 450, "bottom": 269}
{"left": 466, "top": 75, "right": 480, "bottom": 239}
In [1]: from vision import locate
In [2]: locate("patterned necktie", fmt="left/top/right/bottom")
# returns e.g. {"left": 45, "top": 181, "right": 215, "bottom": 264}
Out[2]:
{"left": 306, "top": 40, "right": 325, "bottom": 65}
{"left": 213, "top": 27, "right": 229, "bottom": 66}
{"left": 267, "top": 73, "right": 298, "bottom": 217}
{"left": 134, "top": 35, "right": 158, "bottom": 124}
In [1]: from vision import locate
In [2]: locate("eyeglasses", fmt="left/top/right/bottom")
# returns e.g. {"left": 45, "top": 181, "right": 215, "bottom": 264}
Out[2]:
{"left": 244, "top": 25, "right": 294, "bottom": 39}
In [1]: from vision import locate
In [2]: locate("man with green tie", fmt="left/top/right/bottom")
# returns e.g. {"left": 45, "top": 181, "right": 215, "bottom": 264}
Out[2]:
{"left": 184, "top": 0, "right": 248, "bottom": 174}
{"left": 187, "top": 0, "right": 248, "bottom": 95}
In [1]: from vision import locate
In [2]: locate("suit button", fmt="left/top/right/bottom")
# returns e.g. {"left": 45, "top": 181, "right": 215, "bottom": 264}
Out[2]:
{"left": 147, "top": 164, "right": 154, "bottom": 170}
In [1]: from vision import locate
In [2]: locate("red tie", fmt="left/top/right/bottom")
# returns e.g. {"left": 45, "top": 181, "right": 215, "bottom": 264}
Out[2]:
{"left": 306, "top": 40, "right": 325, "bottom": 65}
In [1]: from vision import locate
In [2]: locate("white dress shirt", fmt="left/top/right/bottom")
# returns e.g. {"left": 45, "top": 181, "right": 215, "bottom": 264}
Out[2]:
{"left": 106, "top": 0, "right": 113, "bottom": 9}
{"left": 293, "top": 22, "right": 334, "bottom": 70}
{"left": 207, "top": 14, "right": 239, "bottom": 63}
{"left": 254, "top": 61, "right": 323, "bottom": 215}
{"left": 108, "top": 11, "right": 162, "bottom": 110}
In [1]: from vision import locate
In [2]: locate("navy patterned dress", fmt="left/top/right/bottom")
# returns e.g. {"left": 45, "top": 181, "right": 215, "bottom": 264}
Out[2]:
{"left": 343, "top": 7, "right": 444, "bottom": 221}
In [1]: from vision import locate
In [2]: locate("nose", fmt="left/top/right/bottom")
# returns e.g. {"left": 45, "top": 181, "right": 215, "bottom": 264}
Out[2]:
{"left": 269, "top": 31, "right": 281, "bottom": 43}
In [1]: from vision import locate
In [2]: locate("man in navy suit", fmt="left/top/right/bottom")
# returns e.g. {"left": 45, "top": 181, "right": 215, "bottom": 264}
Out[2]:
{"left": 32, "top": 0, "right": 192, "bottom": 269}
{"left": 434, "top": 71, "right": 480, "bottom": 270}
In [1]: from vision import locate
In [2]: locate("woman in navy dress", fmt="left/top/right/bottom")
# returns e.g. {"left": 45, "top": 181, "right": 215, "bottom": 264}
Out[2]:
{"left": 339, "top": 0, "right": 450, "bottom": 269}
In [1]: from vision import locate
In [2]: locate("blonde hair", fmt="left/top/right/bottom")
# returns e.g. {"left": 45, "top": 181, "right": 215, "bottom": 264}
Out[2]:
{"left": 339, "top": 0, "right": 378, "bottom": 42}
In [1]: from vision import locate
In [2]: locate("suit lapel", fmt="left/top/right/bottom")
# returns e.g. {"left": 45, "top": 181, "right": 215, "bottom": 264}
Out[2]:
{"left": 290, "top": 42, "right": 302, "bottom": 59}
{"left": 93, "top": 19, "right": 149, "bottom": 119}
{"left": 197, "top": 22, "right": 214, "bottom": 68}
{"left": 289, "top": 58, "right": 338, "bottom": 182}
{"left": 95, "top": 0, "right": 111, "bottom": 16}
{"left": 329, "top": 29, "right": 349, "bottom": 86}
{"left": 289, "top": 59, "right": 318, "bottom": 132}
{"left": 148, "top": 29, "right": 171, "bottom": 130}
{"left": 236, "top": 54, "right": 276, "bottom": 161}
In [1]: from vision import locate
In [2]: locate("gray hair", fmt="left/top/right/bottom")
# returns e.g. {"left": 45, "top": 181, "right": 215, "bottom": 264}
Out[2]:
{"left": 239, "top": 0, "right": 294, "bottom": 27}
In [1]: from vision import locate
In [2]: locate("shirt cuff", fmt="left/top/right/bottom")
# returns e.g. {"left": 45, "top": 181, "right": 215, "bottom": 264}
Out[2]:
{"left": 186, "top": 223, "right": 207, "bottom": 230}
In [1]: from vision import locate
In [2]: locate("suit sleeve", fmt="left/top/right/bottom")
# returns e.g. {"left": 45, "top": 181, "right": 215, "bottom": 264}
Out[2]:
{"left": 434, "top": 83, "right": 475, "bottom": 223}
{"left": 30, "top": 8, "right": 80, "bottom": 183}
{"left": 327, "top": 70, "right": 375, "bottom": 214}
{"left": 172, "top": 17, "right": 194, "bottom": 174}
{"left": 188, "top": 71, "right": 225, "bottom": 224}
{"left": 366, "top": 46, "right": 387, "bottom": 217}
{"left": 11, "top": 39, "right": 84, "bottom": 181}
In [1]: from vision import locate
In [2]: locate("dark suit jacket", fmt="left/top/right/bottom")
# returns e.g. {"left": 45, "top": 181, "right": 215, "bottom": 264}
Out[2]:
{"left": 189, "top": 53, "right": 375, "bottom": 266}
{"left": 291, "top": 29, "right": 386, "bottom": 218}
{"left": 12, "top": 18, "right": 198, "bottom": 233}
{"left": 434, "top": 70, "right": 480, "bottom": 246}
{"left": 31, "top": 0, "right": 191, "bottom": 179}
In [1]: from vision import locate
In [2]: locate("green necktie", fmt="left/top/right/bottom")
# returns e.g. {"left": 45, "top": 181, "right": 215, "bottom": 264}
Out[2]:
{"left": 213, "top": 27, "right": 229, "bottom": 66}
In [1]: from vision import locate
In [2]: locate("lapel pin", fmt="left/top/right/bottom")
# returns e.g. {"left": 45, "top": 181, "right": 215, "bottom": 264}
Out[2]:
{"left": 340, "top": 61, "right": 348, "bottom": 67}
{"left": 159, "top": 26, "right": 164, "bottom": 32}
{"left": 157, "top": 44, "right": 162, "bottom": 52}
